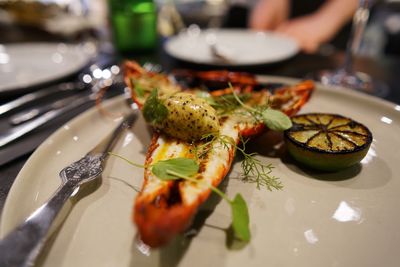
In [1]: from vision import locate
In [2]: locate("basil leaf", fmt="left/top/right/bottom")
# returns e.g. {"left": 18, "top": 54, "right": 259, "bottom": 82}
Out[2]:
{"left": 261, "top": 109, "right": 292, "bottom": 131}
{"left": 142, "top": 89, "right": 168, "bottom": 125}
{"left": 231, "top": 193, "right": 250, "bottom": 242}
{"left": 152, "top": 158, "right": 199, "bottom": 180}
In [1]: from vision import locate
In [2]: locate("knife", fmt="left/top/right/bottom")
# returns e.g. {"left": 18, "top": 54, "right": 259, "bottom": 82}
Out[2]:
{"left": 0, "top": 81, "right": 87, "bottom": 116}
{"left": 0, "top": 93, "right": 94, "bottom": 148}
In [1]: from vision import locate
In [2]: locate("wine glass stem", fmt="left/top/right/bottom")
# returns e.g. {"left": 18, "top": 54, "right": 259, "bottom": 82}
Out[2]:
{"left": 342, "top": 0, "right": 370, "bottom": 73}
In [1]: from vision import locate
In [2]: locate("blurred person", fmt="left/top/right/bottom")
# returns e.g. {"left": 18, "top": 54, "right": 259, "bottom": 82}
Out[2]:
{"left": 249, "top": 0, "right": 359, "bottom": 53}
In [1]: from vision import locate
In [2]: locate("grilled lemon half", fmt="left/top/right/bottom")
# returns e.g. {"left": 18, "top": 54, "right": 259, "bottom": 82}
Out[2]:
{"left": 284, "top": 113, "right": 373, "bottom": 171}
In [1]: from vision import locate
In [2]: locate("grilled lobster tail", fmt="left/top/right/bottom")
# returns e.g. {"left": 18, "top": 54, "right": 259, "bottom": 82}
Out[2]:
{"left": 124, "top": 61, "right": 314, "bottom": 247}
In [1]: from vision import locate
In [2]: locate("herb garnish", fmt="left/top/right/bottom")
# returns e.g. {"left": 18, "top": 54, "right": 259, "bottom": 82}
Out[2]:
{"left": 206, "top": 94, "right": 251, "bottom": 116}
{"left": 110, "top": 154, "right": 251, "bottom": 242}
{"left": 152, "top": 158, "right": 199, "bottom": 180}
{"left": 237, "top": 136, "right": 283, "bottom": 190}
{"left": 142, "top": 89, "right": 168, "bottom": 125}
{"left": 198, "top": 85, "right": 292, "bottom": 131}
{"left": 230, "top": 87, "right": 292, "bottom": 131}
{"left": 193, "top": 133, "right": 283, "bottom": 191}
{"left": 133, "top": 80, "right": 145, "bottom": 98}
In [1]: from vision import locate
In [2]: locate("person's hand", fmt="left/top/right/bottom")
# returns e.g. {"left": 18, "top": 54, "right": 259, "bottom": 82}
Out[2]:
{"left": 249, "top": 0, "right": 358, "bottom": 54}
{"left": 249, "top": 0, "right": 290, "bottom": 30}
{"left": 276, "top": 15, "right": 332, "bottom": 53}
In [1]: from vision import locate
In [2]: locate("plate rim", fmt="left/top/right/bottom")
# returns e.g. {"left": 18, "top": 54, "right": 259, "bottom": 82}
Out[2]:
{"left": 0, "top": 42, "right": 92, "bottom": 95}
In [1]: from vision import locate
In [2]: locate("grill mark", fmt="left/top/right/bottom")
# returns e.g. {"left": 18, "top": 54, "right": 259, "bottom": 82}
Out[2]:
{"left": 166, "top": 181, "right": 182, "bottom": 206}
{"left": 326, "top": 116, "right": 335, "bottom": 128}
{"left": 326, "top": 132, "right": 333, "bottom": 150}
{"left": 304, "top": 115, "right": 318, "bottom": 126}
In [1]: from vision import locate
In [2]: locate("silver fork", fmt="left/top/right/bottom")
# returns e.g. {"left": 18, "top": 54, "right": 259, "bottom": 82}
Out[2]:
{"left": 0, "top": 111, "right": 137, "bottom": 267}
{"left": 209, "top": 42, "right": 233, "bottom": 63}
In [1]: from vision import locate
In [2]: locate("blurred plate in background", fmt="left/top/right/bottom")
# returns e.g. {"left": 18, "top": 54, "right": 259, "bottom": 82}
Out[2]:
{"left": 0, "top": 43, "right": 91, "bottom": 95}
{"left": 164, "top": 29, "right": 299, "bottom": 66}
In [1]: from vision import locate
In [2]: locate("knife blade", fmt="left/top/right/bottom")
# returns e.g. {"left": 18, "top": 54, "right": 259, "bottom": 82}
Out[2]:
{"left": 0, "top": 93, "right": 94, "bottom": 148}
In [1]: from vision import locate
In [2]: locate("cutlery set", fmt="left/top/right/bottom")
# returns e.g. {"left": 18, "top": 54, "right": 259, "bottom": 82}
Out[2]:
{"left": 0, "top": 57, "right": 143, "bottom": 266}
{"left": 0, "top": 64, "right": 122, "bottom": 149}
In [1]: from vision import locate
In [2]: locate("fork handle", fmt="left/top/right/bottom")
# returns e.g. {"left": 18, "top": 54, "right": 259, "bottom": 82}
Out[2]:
{"left": 0, "top": 181, "right": 77, "bottom": 267}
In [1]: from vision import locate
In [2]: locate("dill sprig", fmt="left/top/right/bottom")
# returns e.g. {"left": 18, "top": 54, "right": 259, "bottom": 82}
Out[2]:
{"left": 196, "top": 90, "right": 251, "bottom": 116}
{"left": 236, "top": 137, "right": 283, "bottom": 191}
{"left": 210, "top": 94, "right": 251, "bottom": 115}
{"left": 193, "top": 133, "right": 283, "bottom": 191}
{"left": 192, "top": 133, "right": 234, "bottom": 160}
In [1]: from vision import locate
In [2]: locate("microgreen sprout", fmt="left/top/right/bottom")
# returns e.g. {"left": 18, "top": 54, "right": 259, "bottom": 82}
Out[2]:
{"left": 230, "top": 84, "right": 292, "bottom": 131}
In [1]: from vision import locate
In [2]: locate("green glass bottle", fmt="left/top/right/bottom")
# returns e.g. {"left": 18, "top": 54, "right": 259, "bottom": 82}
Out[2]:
{"left": 108, "top": 0, "right": 157, "bottom": 54}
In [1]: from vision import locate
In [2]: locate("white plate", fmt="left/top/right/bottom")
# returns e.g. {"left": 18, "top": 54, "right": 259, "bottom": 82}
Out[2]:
{"left": 1, "top": 78, "right": 400, "bottom": 267}
{"left": 0, "top": 43, "right": 91, "bottom": 94}
{"left": 164, "top": 29, "right": 299, "bottom": 66}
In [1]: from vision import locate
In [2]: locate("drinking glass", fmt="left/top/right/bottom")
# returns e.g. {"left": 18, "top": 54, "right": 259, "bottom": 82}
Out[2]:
{"left": 108, "top": 0, "right": 157, "bottom": 54}
{"left": 309, "top": 0, "right": 388, "bottom": 96}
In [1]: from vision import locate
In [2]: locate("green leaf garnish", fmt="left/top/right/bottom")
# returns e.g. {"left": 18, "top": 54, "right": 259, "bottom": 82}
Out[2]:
{"left": 228, "top": 84, "right": 292, "bottom": 132}
{"left": 142, "top": 89, "right": 168, "bottom": 125}
{"left": 261, "top": 109, "right": 292, "bottom": 131}
{"left": 133, "top": 81, "right": 145, "bottom": 98}
{"left": 151, "top": 158, "right": 199, "bottom": 180}
{"left": 206, "top": 185, "right": 250, "bottom": 242}
{"left": 231, "top": 194, "right": 250, "bottom": 241}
